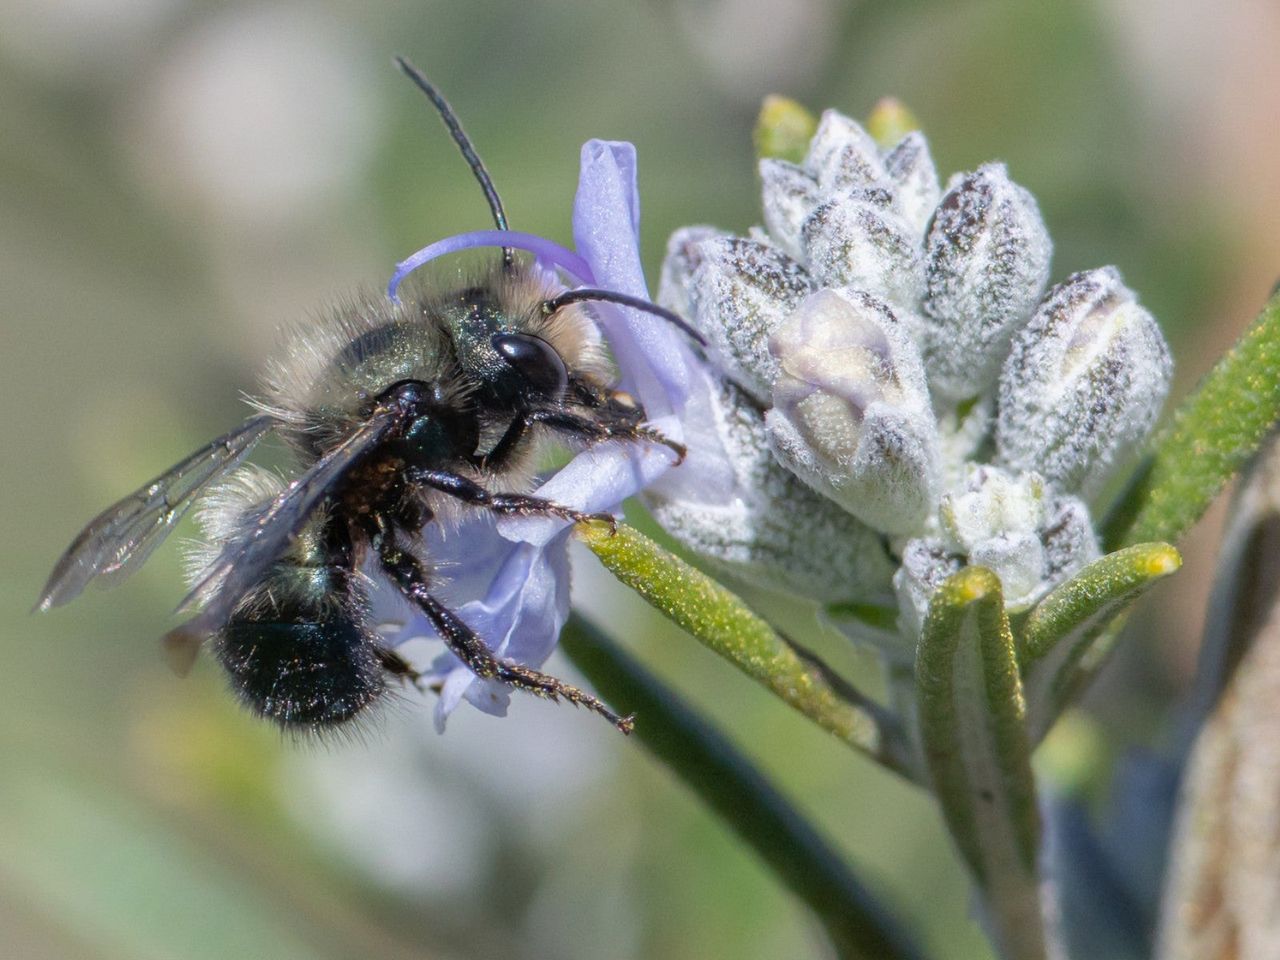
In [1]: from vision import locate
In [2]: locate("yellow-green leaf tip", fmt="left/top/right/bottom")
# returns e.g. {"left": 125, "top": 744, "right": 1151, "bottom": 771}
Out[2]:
{"left": 574, "top": 518, "right": 616, "bottom": 544}
{"left": 1136, "top": 542, "right": 1182, "bottom": 577}
{"left": 945, "top": 565, "right": 1002, "bottom": 604}
{"left": 866, "top": 97, "right": 921, "bottom": 147}
{"left": 754, "top": 95, "right": 818, "bottom": 163}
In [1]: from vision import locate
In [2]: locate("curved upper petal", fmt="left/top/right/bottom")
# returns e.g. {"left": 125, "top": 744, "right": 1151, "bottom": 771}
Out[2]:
{"left": 571, "top": 139, "right": 696, "bottom": 422}
{"left": 499, "top": 140, "right": 697, "bottom": 542}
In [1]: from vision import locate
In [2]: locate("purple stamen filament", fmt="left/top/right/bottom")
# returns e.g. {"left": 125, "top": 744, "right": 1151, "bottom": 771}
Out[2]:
{"left": 387, "top": 230, "right": 596, "bottom": 302}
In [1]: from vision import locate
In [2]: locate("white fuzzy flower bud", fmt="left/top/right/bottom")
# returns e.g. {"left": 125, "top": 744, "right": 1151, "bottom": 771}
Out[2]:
{"left": 804, "top": 109, "right": 887, "bottom": 194}
{"left": 882, "top": 131, "right": 941, "bottom": 239}
{"left": 645, "top": 376, "right": 896, "bottom": 604}
{"left": 1039, "top": 492, "right": 1100, "bottom": 585}
{"left": 657, "top": 224, "right": 730, "bottom": 322}
{"left": 765, "top": 288, "right": 941, "bottom": 534}
{"left": 936, "top": 465, "right": 1099, "bottom": 612}
{"left": 759, "top": 158, "right": 821, "bottom": 261}
{"left": 942, "top": 465, "right": 1045, "bottom": 554}
{"left": 681, "top": 236, "right": 814, "bottom": 404}
{"left": 800, "top": 186, "right": 925, "bottom": 315}
{"left": 922, "top": 163, "right": 1052, "bottom": 400}
{"left": 893, "top": 537, "right": 963, "bottom": 644}
{"left": 996, "top": 267, "right": 1173, "bottom": 497}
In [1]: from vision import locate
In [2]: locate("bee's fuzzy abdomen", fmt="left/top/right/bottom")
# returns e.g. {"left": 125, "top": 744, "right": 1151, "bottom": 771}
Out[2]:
{"left": 215, "top": 617, "right": 386, "bottom": 729}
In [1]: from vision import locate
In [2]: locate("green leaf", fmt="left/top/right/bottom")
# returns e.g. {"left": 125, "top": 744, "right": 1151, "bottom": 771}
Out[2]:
{"left": 577, "top": 521, "right": 914, "bottom": 776}
{"left": 1104, "top": 290, "right": 1280, "bottom": 550}
{"left": 560, "top": 616, "right": 926, "bottom": 960}
{"left": 754, "top": 95, "right": 818, "bottom": 163}
{"left": 1020, "top": 543, "right": 1181, "bottom": 663}
{"left": 1020, "top": 544, "right": 1181, "bottom": 742}
{"left": 916, "top": 567, "right": 1048, "bottom": 960}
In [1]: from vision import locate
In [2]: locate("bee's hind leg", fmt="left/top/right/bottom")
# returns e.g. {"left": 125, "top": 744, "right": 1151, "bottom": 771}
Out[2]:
{"left": 377, "top": 542, "right": 633, "bottom": 734}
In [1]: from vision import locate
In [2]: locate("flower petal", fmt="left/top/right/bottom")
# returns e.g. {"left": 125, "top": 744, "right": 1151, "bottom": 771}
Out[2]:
{"left": 500, "top": 139, "right": 696, "bottom": 545}
{"left": 573, "top": 139, "right": 696, "bottom": 420}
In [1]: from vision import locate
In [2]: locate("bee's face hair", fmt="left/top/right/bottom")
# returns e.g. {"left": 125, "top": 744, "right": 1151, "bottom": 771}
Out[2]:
{"left": 433, "top": 258, "right": 612, "bottom": 399}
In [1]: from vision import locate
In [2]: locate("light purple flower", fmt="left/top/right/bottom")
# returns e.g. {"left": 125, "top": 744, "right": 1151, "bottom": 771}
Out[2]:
{"left": 385, "top": 140, "right": 698, "bottom": 729}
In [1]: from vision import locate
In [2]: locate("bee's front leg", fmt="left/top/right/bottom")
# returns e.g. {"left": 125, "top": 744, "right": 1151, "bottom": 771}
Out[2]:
{"left": 407, "top": 468, "right": 617, "bottom": 530}
{"left": 525, "top": 406, "right": 687, "bottom": 464}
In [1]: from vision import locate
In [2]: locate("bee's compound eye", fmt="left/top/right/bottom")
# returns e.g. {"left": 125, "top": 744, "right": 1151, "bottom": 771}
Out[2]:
{"left": 492, "top": 333, "right": 569, "bottom": 399}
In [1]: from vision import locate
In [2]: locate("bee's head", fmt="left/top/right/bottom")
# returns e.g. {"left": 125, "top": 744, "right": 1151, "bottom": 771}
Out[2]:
{"left": 445, "top": 265, "right": 611, "bottom": 410}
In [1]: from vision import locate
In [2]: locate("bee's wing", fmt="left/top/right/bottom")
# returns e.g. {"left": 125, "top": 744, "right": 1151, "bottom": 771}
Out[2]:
{"left": 177, "top": 409, "right": 402, "bottom": 621}
{"left": 36, "top": 415, "right": 277, "bottom": 611}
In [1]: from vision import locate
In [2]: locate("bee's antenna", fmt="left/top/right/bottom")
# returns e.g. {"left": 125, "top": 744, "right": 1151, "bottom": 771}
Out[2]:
{"left": 395, "top": 56, "right": 514, "bottom": 268}
{"left": 541, "top": 288, "right": 708, "bottom": 347}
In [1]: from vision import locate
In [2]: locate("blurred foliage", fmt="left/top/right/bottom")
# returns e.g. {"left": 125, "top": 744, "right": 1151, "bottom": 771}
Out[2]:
{"left": 1, "top": 0, "right": 1270, "bottom": 958}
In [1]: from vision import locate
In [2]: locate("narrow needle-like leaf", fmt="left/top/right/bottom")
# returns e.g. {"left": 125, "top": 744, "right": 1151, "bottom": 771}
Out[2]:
{"left": 560, "top": 616, "right": 927, "bottom": 960}
{"left": 917, "top": 567, "right": 1048, "bottom": 960}
{"left": 1020, "top": 544, "right": 1182, "bottom": 742}
{"left": 1021, "top": 544, "right": 1181, "bottom": 663}
{"left": 578, "top": 521, "right": 914, "bottom": 777}
{"left": 1105, "top": 290, "right": 1280, "bottom": 550}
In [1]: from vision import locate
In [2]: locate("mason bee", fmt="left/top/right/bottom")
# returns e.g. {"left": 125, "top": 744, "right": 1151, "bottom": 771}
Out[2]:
{"left": 36, "top": 58, "right": 696, "bottom": 735}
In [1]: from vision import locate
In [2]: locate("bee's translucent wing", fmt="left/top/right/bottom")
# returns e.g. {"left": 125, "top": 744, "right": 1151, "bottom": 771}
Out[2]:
{"left": 36, "top": 415, "right": 277, "bottom": 611}
{"left": 178, "top": 409, "right": 402, "bottom": 621}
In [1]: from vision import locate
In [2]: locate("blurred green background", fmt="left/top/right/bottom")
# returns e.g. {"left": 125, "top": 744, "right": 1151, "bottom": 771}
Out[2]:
{"left": 3, "top": 1, "right": 1278, "bottom": 957}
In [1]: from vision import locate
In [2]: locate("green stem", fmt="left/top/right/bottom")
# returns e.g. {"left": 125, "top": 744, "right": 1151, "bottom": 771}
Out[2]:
{"left": 578, "top": 521, "right": 913, "bottom": 777}
{"left": 560, "top": 616, "right": 927, "bottom": 960}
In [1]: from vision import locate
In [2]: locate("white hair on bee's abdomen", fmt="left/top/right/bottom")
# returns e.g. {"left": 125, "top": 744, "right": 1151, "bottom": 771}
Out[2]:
{"left": 183, "top": 463, "right": 367, "bottom": 622}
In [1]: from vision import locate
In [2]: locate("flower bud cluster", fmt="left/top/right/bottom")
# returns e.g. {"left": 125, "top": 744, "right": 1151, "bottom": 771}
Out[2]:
{"left": 652, "top": 106, "right": 1172, "bottom": 644}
